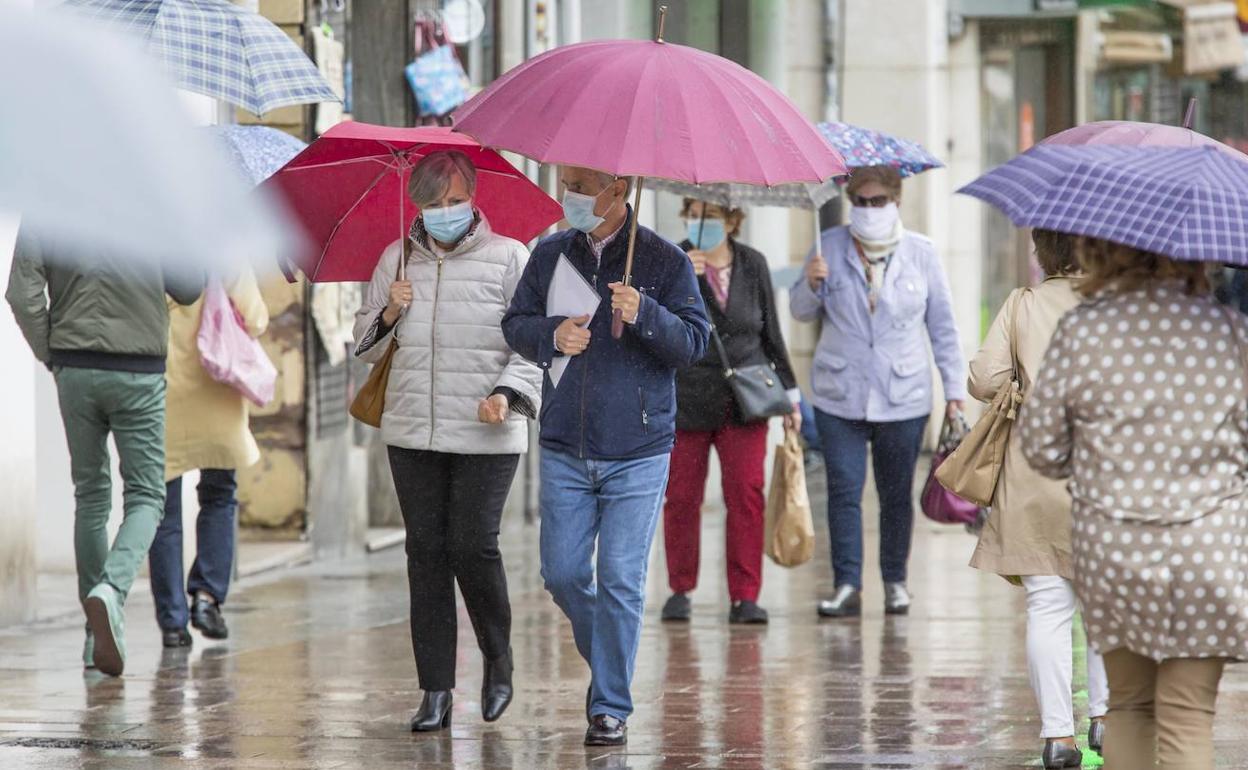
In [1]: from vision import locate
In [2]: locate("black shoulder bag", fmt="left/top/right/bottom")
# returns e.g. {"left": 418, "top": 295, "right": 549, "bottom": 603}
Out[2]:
{"left": 709, "top": 325, "right": 792, "bottom": 423}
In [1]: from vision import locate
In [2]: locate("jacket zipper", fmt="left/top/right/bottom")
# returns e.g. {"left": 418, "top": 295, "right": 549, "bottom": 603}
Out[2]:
{"left": 428, "top": 255, "right": 445, "bottom": 448}
{"left": 579, "top": 264, "right": 597, "bottom": 459}
{"left": 638, "top": 387, "right": 649, "bottom": 434}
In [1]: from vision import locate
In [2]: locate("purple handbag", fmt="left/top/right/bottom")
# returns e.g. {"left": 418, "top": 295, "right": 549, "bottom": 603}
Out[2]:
{"left": 921, "top": 414, "right": 981, "bottom": 526}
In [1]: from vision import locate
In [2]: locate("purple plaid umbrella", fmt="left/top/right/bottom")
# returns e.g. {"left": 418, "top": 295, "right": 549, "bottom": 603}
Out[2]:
{"left": 958, "top": 144, "right": 1248, "bottom": 265}
{"left": 817, "top": 122, "right": 943, "bottom": 178}
{"left": 1043, "top": 120, "right": 1248, "bottom": 164}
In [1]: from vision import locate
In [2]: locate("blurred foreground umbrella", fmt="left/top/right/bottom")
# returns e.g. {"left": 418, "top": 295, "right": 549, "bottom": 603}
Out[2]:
{"left": 210, "top": 125, "right": 307, "bottom": 185}
{"left": 1042, "top": 119, "right": 1248, "bottom": 163}
{"left": 817, "top": 122, "right": 944, "bottom": 178}
{"left": 263, "top": 123, "right": 564, "bottom": 282}
{"left": 453, "top": 7, "right": 847, "bottom": 336}
{"left": 61, "top": 0, "right": 339, "bottom": 115}
{"left": 0, "top": 6, "right": 294, "bottom": 271}
{"left": 958, "top": 144, "right": 1248, "bottom": 265}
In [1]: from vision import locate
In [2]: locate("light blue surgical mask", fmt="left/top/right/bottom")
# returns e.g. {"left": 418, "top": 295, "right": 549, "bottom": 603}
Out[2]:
{"left": 562, "top": 190, "right": 606, "bottom": 233}
{"left": 422, "top": 201, "right": 474, "bottom": 244}
{"left": 686, "top": 219, "right": 726, "bottom": 250}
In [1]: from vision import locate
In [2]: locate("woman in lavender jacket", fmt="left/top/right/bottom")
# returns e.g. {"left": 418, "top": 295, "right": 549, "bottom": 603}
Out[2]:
{"left": 791, "top": 166, "right": 966, "bottom": 618}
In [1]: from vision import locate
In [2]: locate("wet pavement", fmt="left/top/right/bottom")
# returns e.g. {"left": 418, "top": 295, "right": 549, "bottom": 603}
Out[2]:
{"left": 4, "top": 458, "right": 1248, "bottom": 769}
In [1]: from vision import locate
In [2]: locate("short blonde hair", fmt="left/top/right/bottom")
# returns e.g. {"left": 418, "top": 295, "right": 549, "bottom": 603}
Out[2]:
{"left": 408, "top": 151, "right": 477, "bottom": 207}
{"left": 1076, "top": 236, "right": 1209, "bottom": 298}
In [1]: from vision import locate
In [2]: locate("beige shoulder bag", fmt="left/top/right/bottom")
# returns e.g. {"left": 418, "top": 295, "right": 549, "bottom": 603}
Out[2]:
{"left": 935, "top": 290, "right": 1027, "bottom": 507}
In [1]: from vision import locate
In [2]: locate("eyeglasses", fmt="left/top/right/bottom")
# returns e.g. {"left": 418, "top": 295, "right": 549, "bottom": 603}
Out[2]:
{"left": 849, "top": 193, "right": 893, "bottom": 208}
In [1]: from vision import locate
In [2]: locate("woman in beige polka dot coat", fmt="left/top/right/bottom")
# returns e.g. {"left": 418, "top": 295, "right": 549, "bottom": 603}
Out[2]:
{"left": 1020, "top": 237, "right": 1248, "bottom": 770}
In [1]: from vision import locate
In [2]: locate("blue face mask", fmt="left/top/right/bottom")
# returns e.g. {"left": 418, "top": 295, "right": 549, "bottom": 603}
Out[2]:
{"left": 422, "top": 201, "right": 474, "bottom": 244}
{"left": 562, "top": 190, "right": 607, "bottom": 233}
{"left": 687, "top": 219, "right": 726, "bottom": 250}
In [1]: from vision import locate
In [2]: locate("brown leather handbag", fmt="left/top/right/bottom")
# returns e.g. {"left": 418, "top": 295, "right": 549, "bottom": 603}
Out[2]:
{"left": 349, "top": 241, "right": 407, "bottom": 427}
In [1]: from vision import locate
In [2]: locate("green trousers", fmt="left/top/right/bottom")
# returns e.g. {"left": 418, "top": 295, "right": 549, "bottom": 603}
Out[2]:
{"left": 55, "top": 367, "right": 167, "bottom": 603}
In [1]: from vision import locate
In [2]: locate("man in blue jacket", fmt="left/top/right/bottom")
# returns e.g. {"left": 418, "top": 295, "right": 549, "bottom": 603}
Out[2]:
{"left": 502, "top": 166, "right": 709, "bottom": 746}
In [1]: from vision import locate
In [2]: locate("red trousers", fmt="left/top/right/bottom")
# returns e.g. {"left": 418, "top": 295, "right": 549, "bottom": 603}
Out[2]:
{"left": 662, "top": 420, "right": 769, "bottom": 602}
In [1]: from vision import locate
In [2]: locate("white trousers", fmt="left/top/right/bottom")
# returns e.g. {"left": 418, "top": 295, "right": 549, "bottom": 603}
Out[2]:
{"left": 1022, "top": 575, "right": 1109, "bottom": 738}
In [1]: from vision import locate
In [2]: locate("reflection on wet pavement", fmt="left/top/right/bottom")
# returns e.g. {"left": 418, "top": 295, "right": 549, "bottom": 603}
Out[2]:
{"left": 3, "top": 467, "right": 1248, "bottom": 769}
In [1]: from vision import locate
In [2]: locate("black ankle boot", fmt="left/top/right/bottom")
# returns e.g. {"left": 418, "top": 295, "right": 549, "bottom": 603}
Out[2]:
{"left": 410, "top": 690, "right": 452, "bottom": 732}
{"left": 482, "top": 648, "right": 513, "bottom": 723}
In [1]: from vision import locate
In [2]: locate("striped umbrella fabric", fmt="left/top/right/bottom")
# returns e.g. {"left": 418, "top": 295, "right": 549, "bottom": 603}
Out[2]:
{"left": 818, "top": 122, "right": 944, "bottom": 178}
{"left": 958, "top": 144, "right": 1248, "bottom": 264}
{"left": 61, "top": 0, "right": 339, "bottom": 115}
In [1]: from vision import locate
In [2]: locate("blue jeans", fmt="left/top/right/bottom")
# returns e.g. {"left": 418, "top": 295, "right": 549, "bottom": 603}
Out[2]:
{"left": 798, "top": 396, "right": 821, "bottom": 454}
{"left": 813, "top": 410, "right": 928, "bottom": 590}
{"left": 148, "top": 469, "right": 237, "bottom": 631}
{"left": 539, "top": 448, "right": 670, "bottom": 722}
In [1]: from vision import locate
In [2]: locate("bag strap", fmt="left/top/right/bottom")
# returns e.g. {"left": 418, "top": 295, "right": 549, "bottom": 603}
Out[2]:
{"left": 1008, "top": 287, "right": 1027, "bottom": 384}
{"left": 708, "top": 324, "right": 734, "bottom": 375}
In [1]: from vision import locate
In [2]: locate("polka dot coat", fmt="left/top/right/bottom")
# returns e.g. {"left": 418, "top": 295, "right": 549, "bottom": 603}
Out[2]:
{"left": 1019, "top": 285, "right": 1248, "bottom": 662}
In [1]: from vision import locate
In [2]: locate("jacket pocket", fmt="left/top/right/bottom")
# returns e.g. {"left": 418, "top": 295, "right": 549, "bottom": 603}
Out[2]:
{"left": 813, "top": 354, "right": 850, "bottom": 401}
{"left": 638, "top": 387, "right": 650, "bottom": 434}
{"left": 888, "top": 357, "right": 928, "bottom": 405}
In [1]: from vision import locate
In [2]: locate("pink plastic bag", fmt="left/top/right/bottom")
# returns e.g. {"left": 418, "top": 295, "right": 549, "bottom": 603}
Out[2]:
{"left": 197, "top": 280, "right": 276, "bottom": 407}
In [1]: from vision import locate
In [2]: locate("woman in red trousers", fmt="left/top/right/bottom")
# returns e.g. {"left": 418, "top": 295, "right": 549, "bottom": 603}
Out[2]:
{"left": 661, "top": 199, "right": 801, "bottom": 625}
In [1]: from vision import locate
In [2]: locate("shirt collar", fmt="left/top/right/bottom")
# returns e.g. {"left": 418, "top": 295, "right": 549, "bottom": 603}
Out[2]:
{"left": 585, "top": 216, "right": 627, "bottom": 260}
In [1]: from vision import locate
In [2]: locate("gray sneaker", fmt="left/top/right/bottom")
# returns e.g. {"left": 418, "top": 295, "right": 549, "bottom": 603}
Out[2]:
{"left": 884, "top": 582, "right": 911, "bottom": 615}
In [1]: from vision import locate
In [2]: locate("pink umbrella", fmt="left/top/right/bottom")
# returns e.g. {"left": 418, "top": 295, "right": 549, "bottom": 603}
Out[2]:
{"left": 453, "top": 8, "right": 846, "bottom": 335}
{"left": 263, "top": 122, "right": 565, "bottom": 283}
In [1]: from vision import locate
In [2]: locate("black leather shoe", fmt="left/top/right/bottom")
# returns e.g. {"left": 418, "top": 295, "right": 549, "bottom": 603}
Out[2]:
{"left": 817, "top": 585, "right": 861, "bottom": 617}
{"left": 728, "top": 600, "right": 769, "bottom": 625}
{"left": 482, "top": 648, "right": 513, "bottom": 722}
{"left": 883, "top": 582, "right": 911, "bottom": 615}
{"left": 1042, "top": 739, "right": 1083, "bottom": 769}
{"left": 410, "top": 690, "right": 452, "bottom": 732}
{"left": 190, "top": 597, "right": 229, "bottom": 640}
{"left": 661, "top": 592, "right": 691, "bottom": 622}
{"left": 584, "top": 714, "right": 627, "bottom": 746}
{"left": 1088, "top": 718, "right": 1105, "bottom": 754}
{"left": 161, "top": 628, "right": 192, "bottom": 649}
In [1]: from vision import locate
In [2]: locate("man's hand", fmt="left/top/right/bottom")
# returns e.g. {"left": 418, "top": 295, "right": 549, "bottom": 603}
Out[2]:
{"left": 687, "top": 250, "right": 708, "bottom": 276}
{"left": 609, "top": 282, "right": 640, "bottom": 324}
{"left": 946, "top": 400, "right": 964, "bottom": 422}
{"left": 478, "top": 394, "right": 509, "bottom": 424}
{"left": 555, "top": 314, "right": 592, "bottom": 355}
{"left": 805, "top": 255, "right": 829, "bottom": 290}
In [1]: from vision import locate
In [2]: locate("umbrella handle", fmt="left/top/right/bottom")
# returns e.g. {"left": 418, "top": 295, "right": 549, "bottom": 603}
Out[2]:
{"left": 612, "top": 177, "right": 645, "bottom": 339}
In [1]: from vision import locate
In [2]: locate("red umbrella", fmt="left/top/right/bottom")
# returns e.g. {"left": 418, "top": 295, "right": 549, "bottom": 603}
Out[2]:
{"left": 264, "top": 122, "right": 564, "bottom": 282}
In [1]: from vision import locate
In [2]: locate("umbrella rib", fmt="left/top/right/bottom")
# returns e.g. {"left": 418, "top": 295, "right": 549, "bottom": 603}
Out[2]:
{"left": 308, "top": 163, "right": 401, "bottom": 280}
{"left": 281, "top": 156, "right": 399, "bottom": 173}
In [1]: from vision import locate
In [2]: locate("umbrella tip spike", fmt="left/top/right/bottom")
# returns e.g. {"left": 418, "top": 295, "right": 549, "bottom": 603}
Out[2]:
{"left": 656, "top": 5, "right": 668, "bottom": 43}
{"left": 1183, "top": 97, "right": 1197, "bottom": 129}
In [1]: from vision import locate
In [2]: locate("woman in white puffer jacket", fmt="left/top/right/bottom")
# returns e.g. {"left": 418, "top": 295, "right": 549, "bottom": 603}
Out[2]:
{"left": 353, "top": 151, "right": 542, "bottom": 733}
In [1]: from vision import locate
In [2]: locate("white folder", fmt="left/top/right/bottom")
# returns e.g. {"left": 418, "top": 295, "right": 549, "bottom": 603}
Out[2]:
{"left": 547, "top": 253, "right": 600, "bottom": 388}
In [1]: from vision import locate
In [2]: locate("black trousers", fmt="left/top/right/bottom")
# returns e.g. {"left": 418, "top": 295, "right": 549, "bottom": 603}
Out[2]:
{"left": 388, "top": 447, "right": 520, "bottom": 691}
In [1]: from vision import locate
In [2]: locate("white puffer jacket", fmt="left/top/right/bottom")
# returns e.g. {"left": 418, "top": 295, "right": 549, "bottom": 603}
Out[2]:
{"left": 353, "top": 216, "right": 542, "bottom": 454}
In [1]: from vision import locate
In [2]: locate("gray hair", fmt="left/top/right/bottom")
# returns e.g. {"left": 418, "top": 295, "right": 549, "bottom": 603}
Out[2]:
{"left": 593, "top": 171, "right": 631, "bottom": 197}
{"left": 408, "top": 151, "right": 478, "bottom": 207}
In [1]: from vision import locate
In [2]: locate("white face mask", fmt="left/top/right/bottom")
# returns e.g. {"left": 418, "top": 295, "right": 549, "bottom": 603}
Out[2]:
{"left": 849, "top": 202, "right": 900, "bottom": 243}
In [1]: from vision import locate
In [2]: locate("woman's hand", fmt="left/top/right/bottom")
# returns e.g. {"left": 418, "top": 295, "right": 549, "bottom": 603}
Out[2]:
{"left": 687, "top": 249, "right": 708, "bottom": 276}
{"left": 477, "top": 394, "right": 509, "bottom": 424}
{"left": 805, "top": 255, "right": 829, "bottom": 290}
{"left": 383, "top": 280, "right": 413, "bottom": 326}
{"left": 946, "top": 400, "right": 964, "bottom": 422}
{"left": 783, "top": 404, "right": 802, "bottom": 434}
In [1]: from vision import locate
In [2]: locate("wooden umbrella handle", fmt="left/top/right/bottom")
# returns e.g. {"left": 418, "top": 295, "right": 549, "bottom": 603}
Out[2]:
{"left": 612, "top": 177, "right": 645, "bottom": 339}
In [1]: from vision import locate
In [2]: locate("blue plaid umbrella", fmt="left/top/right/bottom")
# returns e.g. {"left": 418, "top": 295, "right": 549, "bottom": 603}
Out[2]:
{"left": 958, "top": 144, "right": 1248, "bottom": 265}
{"left": 817, "top": 122, "right": 943, "bottom": 178}
{"left": 62, "top": 0, "right": 339, "bottom": 115}
{"left": 209, "top": 125, "right": 306, "bottom": 185}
